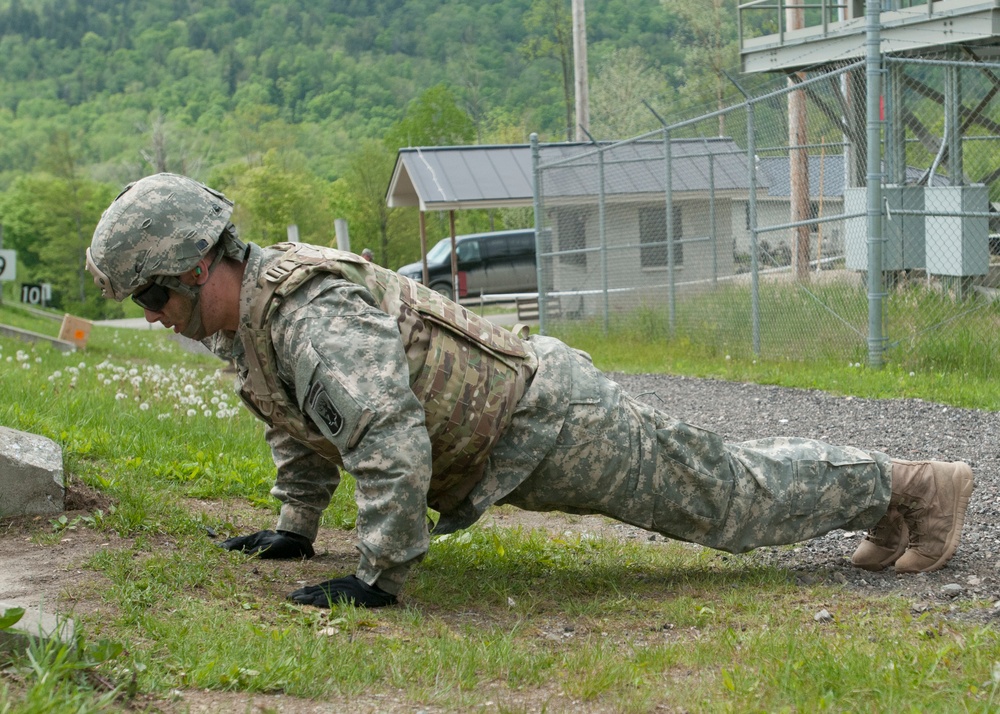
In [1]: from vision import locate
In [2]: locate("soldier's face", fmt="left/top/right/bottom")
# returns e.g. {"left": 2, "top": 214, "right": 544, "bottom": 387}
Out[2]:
{"left": 142, "top": 287, "right": 198, "bottom": 335}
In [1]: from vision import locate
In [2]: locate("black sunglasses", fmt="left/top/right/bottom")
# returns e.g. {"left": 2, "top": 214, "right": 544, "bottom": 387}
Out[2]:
{"left": 131, "top": 282, "right": 171, "bottom": 312}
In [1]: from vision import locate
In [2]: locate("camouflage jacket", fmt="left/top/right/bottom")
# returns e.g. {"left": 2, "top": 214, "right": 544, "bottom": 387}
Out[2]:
{"left": 207, "top": 242, "right": 561, "bottom": 594}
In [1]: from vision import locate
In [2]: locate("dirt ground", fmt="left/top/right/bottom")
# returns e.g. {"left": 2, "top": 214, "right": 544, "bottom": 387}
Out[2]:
{"left": 0, "top": 471, "right": 996, "bottom": 714}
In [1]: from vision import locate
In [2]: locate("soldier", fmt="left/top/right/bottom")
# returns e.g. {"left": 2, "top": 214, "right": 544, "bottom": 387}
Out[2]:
{"left": 86, "top": 174, "right": 975, "bottom": 608}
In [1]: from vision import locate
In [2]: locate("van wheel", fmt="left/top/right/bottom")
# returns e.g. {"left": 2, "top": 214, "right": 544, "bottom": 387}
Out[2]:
{"left": 431, "top": 283, "right": 452, "bottom": 300}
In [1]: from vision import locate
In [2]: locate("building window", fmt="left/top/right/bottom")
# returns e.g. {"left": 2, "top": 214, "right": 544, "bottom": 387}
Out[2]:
{"left": 640, "top": 205, "right": 683, "bottom": 268}
{"left": 558, "top": 210, "right": 587, "bottom": 268}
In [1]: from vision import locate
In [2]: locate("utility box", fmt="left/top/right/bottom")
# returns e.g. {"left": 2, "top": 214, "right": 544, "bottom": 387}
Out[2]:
{"left": 845, "top": 186, "right": 925, "bottom": 271}
{"left": 924, "top": 185, "right": 989, "bottom": 277}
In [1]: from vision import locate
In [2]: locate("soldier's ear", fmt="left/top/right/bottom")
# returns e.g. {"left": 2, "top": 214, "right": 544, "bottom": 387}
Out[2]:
{"left": 191, "top": 259, "right": 210, "bottom": 285}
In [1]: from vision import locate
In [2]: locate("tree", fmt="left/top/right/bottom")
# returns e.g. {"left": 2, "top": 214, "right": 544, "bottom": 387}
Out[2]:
{"left": 384, "top": 84, "right": 475, "bottom": 149}
{"left": 522, "top": 0, "right": 574, "bottom": 141}
{"left": 668, "top": 0, "right": 739, "bottom": 135}
{"left": 590, "top": 47, "right": 674, "bottom": 139}
{"left": 0, "top": 171, "right": 119, "bottom": 319}
{"left": 334, "top": 140, "right": 417, "bottom": 270}
{"left": 228, "top": 154, "right": 335, "bottom": 247}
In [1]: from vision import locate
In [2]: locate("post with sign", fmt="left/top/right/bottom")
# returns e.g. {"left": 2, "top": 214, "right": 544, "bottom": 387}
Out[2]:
{"left": 0, "top": 249, "right": 17, "bottom": 307}
{"left": 21, "top": 284, "right": 43, "bottom": 306}
{"left": 0, "top": 224, "right": 13, "bottom": 305}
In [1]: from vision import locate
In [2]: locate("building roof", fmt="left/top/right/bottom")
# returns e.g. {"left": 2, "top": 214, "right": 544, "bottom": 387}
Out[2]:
{"left": 537, "top": 138, "right": 762, "bottom": 201}
{"left": 387, "top": 141, "right": 948, "bottom": 211}
{"left": 757, "top": 155, "right": 948, "bottom": 198}
{"left": 386, "top": 139, "right": 767, "bottom": 211}
{"left": 387, "top": 144, "right": 536, "bottom": 211}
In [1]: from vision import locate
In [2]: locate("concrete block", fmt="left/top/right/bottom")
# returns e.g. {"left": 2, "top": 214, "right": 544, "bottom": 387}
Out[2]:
{"left": 0, "top": 427, "right": 64, "bottom": 516}
{"left": 0, "top": 602, "right": 74, "bottom": 658}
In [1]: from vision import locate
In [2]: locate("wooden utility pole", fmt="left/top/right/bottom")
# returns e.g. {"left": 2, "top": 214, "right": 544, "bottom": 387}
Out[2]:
{"left": 787, "top": 0, "right": 811, "bottom": 281}
{"left": 572, "top": 0, "right": 590, "bottom": 141}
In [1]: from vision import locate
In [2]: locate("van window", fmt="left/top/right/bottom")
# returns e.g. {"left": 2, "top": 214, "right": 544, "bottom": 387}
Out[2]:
{"left": 480, "top": 236, "right": 510, "bottom": 259}
{"left": 426, "top": 238, "right": 453, "bottom": 264}
{"left": 456, "top": 239, "right": 481, "bottom": 263}
{"left": 508, "top": 234, "right": 534, "bottom": 257}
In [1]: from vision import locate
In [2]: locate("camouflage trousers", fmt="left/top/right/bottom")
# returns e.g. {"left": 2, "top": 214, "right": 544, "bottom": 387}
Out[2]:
{"left": 498, "top": 353, "right": 893, "bottom": 553}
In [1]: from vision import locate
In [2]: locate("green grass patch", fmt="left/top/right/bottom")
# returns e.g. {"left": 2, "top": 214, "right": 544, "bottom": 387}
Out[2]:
{"left": 1, "top": 300, "right": 998, "bottom": 712}
{"left": 553, "top": 279, "right": 1000, "bottom": 410}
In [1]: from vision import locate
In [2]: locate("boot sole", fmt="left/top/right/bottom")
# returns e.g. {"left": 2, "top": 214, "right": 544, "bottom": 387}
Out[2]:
{"left": 896, "top": 462, "right": 975, "bottom": 574}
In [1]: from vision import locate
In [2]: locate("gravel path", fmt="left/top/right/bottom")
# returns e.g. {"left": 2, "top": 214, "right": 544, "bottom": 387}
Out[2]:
{"left": 606, "top": 372, "right": 1000, "bottom": 618}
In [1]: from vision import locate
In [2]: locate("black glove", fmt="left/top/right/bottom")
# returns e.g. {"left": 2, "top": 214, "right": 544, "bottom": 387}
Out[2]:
{"left": 287, "top": 575, "right": 397, "bottom": 608}
{"left": 219, "top": 529, "right": 315, "bottom": 559}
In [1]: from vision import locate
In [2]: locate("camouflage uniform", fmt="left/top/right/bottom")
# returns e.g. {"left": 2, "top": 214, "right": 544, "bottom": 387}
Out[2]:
{"left": 209, "top": 241, "right": 893, "bottom": 596}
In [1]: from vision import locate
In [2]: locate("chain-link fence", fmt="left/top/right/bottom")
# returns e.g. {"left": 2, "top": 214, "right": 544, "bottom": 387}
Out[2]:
{"left": 533, "top": 54, "right": 1000, "bottom": 377}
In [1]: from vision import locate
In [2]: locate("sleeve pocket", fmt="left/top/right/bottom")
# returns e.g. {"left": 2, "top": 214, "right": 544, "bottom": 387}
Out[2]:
{"left": 296, "top": 343, "right": 376, "bottom": 451}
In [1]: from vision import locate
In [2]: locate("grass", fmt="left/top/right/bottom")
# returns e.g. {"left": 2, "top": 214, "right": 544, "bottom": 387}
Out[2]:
{"left": 0, "top": 300, "right": 998, "bottom": 712}
{"left": 552, "top": 279, "right": 1000, "bottom": 410}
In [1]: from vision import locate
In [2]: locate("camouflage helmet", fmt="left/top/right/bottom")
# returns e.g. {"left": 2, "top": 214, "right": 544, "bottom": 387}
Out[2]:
{"left": 86, "top": 173, "right": 234, "bottom": 302}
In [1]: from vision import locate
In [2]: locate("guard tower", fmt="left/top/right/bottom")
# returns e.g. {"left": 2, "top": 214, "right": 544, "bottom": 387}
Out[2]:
{"left": 738, "top": 0, "right": 1000, "bottom": 281}
{"left": 739, "top": 1, "right": 1000, "bottom": 75}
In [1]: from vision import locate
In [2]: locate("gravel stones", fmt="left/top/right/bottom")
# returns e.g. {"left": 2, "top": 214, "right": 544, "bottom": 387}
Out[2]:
{"left": 607, "top": 372, "right": 1000, "bottom": 616}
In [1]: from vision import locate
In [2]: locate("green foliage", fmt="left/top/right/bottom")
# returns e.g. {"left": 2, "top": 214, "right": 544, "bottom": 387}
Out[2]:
{"left": 0, "top": 0, "right": 736, "bottom": 288}
{"left": 0, "top": 0, "right": 684, "bottom": 185}
{"left": 590, "top": 46, "right": 676, "bottom": 139}
{"left": 0, "top": 165, "right": 121, "bottom": 319}
{"left": 384, "top": 84, "right": 475, "bottom": 149}
{"left": 0, "top": 603, "right": 127, "bottom": 713}
{"left": 335, "top": 138, "right": 418, "bottom": 268}
{"left": 0, "top": 607, "right": 24, "bottom": 632}
{"left": 671, "top": 0, "right": 741, "bottom": 124}
{"left": 229, "top": 159, "right": 335, "bottom": 246}
{"left": 521, "top": 0, "right": 575, "bottom": 141}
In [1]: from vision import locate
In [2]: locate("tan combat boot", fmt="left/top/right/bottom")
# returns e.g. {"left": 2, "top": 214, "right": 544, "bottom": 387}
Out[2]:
{"left": 851, "top": 508, "right": 908, "bottom": 571}
{"left": 888, "top": 460, "right": 974, "bottom": 574}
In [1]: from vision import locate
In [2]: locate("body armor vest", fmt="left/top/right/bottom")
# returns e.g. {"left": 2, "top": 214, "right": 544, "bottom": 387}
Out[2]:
{"left": 238, "top": 243, "right": 536, "bottom": 513}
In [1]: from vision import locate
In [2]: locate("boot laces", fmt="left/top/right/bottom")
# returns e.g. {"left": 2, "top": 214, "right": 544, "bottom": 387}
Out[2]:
{"left": 866, "top": 509, "right": 902, "bottom": 546}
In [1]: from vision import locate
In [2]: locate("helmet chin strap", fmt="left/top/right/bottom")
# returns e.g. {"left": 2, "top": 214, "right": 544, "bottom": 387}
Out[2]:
{"left": 179, "top": 293, "right": 207, "bottom": 341}
{"left": 170, "top": 250, "right": 226, "bottom": 341}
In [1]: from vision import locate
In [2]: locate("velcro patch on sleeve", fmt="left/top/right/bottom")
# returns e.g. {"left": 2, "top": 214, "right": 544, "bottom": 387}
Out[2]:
{"left": 301, "top": 372, "right": 374, "bottom": 451}
{"left": 306, "top": 382, "right": 344, "bottom": 436}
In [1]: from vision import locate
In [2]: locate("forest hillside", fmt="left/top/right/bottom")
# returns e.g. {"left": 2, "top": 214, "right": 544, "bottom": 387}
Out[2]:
{"left": 0, "top": 0, "right": 740, "bottom": 317}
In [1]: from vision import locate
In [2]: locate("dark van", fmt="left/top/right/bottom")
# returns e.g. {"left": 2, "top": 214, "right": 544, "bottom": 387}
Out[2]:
{"left": 395, "top": 229, "right": 537, "bottom": 300}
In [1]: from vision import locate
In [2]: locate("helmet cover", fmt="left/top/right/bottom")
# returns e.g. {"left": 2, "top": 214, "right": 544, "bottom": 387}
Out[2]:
{"left": 87, "top": 173, "right": 234, "bottom": 301}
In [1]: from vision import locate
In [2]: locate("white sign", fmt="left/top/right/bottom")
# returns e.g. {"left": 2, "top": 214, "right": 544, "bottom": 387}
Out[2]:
{"left": 21, "top": 284, "right": 43, "bottom": 305}
{"left": 20, "top": 284, "right": 51, "bottom": 306}
{"left": 0, "top": 249, "right": 15, "bottom": 282}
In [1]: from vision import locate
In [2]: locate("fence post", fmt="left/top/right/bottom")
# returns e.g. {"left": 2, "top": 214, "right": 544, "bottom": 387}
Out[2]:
{"left": 748, "top": 102, "right": 761, "bottom": 357}
{"left": 703, "top": 138, "right": 718, "bottom": 286}
{"left": 865, "top": 0, "right": 886, "bottom": 367}
{"left": 945, "top": 62, "right": 962, "bottom": 186}
{"left": 530, "top": 133, "right": 548, "bottom": 336}
{"left": 664, "top": 128, "right": 676, "bottom": 335}
{"left": 598, "top": 145, "right": 609, "bottom": 335}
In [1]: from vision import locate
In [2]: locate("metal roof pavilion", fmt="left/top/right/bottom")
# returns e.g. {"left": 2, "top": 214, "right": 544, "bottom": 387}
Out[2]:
{"left": 385, "top": 139, "right": 766, "bottom": 212}
{"left": 386, "top": 144, "right": 536, "bottom": 212}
